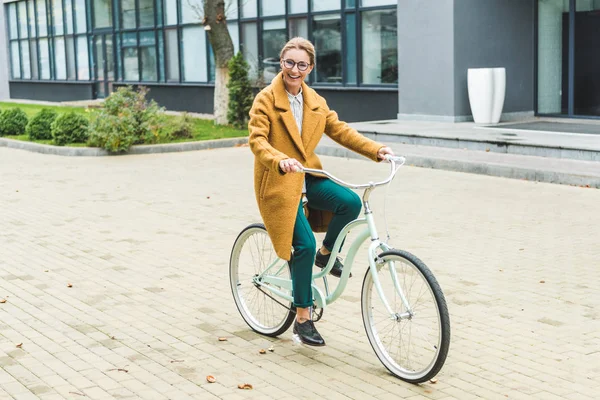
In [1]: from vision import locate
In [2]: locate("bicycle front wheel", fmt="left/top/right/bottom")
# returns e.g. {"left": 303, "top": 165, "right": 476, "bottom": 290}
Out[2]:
{"left": 230, "top": 223, "right": 295, "bottom": 337}
{"left": 361, "top": 250, "right": 450, "bottom": 383}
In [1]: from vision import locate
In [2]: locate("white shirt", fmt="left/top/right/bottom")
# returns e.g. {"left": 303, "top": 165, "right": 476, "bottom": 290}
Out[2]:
{"left": 286, "top": 87, "right": 307, "bottom": 197}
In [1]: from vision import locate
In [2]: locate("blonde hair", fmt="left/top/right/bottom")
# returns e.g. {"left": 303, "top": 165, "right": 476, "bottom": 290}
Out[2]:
{"left": 279, "top": 37, "right": 315, "bottom": 65}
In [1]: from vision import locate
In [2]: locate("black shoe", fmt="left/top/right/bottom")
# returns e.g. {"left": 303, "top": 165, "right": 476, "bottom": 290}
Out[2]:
{"left": 293, "top": 319, "right": 325, "bottom": 346}
{"left": 315, "top": 251, "right": 352, "bottom": 278}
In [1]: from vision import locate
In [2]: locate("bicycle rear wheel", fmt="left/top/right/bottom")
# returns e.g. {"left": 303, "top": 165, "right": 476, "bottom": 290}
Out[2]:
{"left": 361, "top": 250, "right": 450, "bottom": 383}
{"left": 230, "top": 223, "right": 295, "bottom": 337}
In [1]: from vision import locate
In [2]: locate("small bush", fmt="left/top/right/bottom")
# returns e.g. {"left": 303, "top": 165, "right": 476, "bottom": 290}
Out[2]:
{"left": 162, "top": 113, "right": 194, "bottom": 141}
{"left": 0, "top": 108, "right": 29, "bottom": 136}
{"left": 88, "top": 86, "right": 164, "bottom": 152}
{"left": 227, "top": 52, "right": 254, "bottom": 129}
{"left": 51, "top": 112, "right": 89, "bottom": 146}
{"left": 26, "top": 108, "right": 58, "bottom": 140}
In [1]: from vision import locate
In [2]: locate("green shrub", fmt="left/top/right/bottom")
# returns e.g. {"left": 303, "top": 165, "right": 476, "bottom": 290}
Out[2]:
{"left": 161, "top": 113, "right": 194, "bottom": 141}
{"left": 26, "top": 108, "right": 58, "bottom": 140}
{"left": 227, "top": 52, "right": 254, "bottom": 129}
{"left": 0, "top": 108, "right": 29, "bottom": 136}
{"left": 51, "top": 112, "right": 89, "bottom": 146}
{"left": 88, "top": 86, "right": 164, "bottom": 152}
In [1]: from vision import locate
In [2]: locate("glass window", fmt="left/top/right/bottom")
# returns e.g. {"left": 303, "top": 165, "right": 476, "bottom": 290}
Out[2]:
{"left": 76, "top": 35, "right": 90, "bottom": 79}
{"left": 345, "top": 13, "right": 357, "bottom": 84}
{"left": 228, "top": 22, "right": 240, "bottom": 55}
{"left": 261, "top": 0, "right": 285, "bottom": 16}
{"left": 21, "top": 40, "right": 31, "bottom": 78}
{"left": 165, "top": 29, "right": 179, "bottom": 81}
{"left": 225, "top": 0, "right": 238, "bottom": 19}
{"left": 11, "top": 42, "right": 21, "bottom": 78}
{"left": 289, "top": 0, "right": 308, "bottom": 14}
{"left": 313, "top": 14, "right": 342, "bottom": 83}
{"left": 65, "top": 2, "right": 74, "bottom": 34}
{"left": 241, "top": 22, "right": 259, "bottom": 79}
{"left": 28, "top": 0, "right": 36, "bottom": 37}
{"left": 140, "top": 0, "right": 155, "bottom": 26}
{"left": 9, "top": 4, "right": 18, "bottom": 39}
{"left": 36, "top": 0, "right": 48, "bottom": 36}
{"left": 346, "top": 0, "right": 356, "bottom": 7}
{"left": 182, "top": 26, "right": 207, "bottom": 81}
{"left": 361, "top": 0, "right": 395, "bottom": 6}
{"left": 55, "top": 37, "right": 66, "bottom": 79}
{"left": 75, "top": 0, "right": 87, "bottom": 33}
{"left": 30, "top": 40, "right": 39, "bottom": 79}
{"left": 18, "top": 2, "right": 28, "bottom": 38}
{"left": 262, "top": 19, "right": 286, "bottom": 82}
{"left": 312, "top": 0, "right": 339, "bottom": 12}
{"left": 94, "top": 0, "right": 113, "bottom": 28}
{"left": 140, "top": 31, "right": 157, "bottom": 81}
{"left": 123, "top": 48, "right": 139, "bottom": 80}
{"left": 182, "top": 0, "right": 202, "bottom": 24}
{"left": 52, "top": 0, "right": 64, "bottom": 35}
{"left": 66, "top": 37, "right": 76, "bottom": 79}
{"left": 164, "top": 0, "right": 178, "bottom": 25}
{"left": 241, "top": 0, "right": 257, "bottom": 18}
{"left": 122, "top": 0, "right": 136, "bottom": 29}
{"left": 39, "top": 38, "right": 50, "bottom": 79}
{"left": 361, "top": 10, "right": 397, "bottom": 84}
{"left": 289, "top": 18, "right": 308, "bottom": 38}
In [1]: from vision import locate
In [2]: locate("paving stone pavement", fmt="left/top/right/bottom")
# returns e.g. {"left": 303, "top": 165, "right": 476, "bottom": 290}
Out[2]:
{"left": 0, "top": 146, "right": 599, "bottom": 400}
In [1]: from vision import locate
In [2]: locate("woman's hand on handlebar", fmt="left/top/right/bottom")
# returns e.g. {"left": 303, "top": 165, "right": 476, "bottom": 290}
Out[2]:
{"left": 279, "top": 158, "right": 304, "bottom": 173}
{"left": 377, "top": 146, "right": 395, "bottom": 160}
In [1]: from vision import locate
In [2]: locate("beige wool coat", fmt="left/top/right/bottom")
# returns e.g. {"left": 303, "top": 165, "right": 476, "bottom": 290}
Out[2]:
{"left": 249, "top": 73, "right": 384, "bottom": 260}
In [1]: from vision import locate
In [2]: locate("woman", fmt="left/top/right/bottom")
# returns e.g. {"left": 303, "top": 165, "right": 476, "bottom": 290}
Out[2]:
{"left": 248, "top": 37, "right": 394, "bottom": 346}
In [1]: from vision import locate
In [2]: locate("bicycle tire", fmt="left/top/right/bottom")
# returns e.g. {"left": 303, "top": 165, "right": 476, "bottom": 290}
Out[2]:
{"left": 230, "top": 223, "right": 295, "bottom": 337}
{"left": 361, "top": 249, "right": 450, "bottom": 383}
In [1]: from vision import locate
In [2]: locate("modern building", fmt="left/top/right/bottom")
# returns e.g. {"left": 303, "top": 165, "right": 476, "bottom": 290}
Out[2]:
{"left": 1, "top": 0, "right": 600, "bottom": 122}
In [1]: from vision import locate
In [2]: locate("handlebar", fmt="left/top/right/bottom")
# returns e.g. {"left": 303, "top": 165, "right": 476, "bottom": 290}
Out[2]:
{"left": 297, "top": 155, "right": 406, "bottom": 190}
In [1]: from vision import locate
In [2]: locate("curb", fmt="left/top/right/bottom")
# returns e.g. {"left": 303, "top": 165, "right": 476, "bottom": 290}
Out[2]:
{"left": 0, "top": 136, "right": 249, "bottom": 156}
{"left": 315, "top": 145, "right": 600, "bottom": 189}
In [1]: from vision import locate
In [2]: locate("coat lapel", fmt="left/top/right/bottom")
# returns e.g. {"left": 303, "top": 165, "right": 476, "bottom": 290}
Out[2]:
{"left": 273, "top": 74, "right": 307, "bottom": 159}
{"left": 300, "top": 81, "right": 324, "bottom": 152}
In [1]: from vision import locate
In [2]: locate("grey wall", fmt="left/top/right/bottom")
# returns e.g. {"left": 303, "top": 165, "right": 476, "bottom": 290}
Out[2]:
{"left": 9, "top": 82, "right": 94, "bottom": 101}
{"left": 397, "top": 0, "right": 455, "bottom": 118}
{"left": 317, "top": 88, "right": 398, "bottom": 122}
{"left": 0, "top": 4, "right": 9, "bottom": 100}
{"left": 453, "top": 0, "right": 535, "bottom": 117}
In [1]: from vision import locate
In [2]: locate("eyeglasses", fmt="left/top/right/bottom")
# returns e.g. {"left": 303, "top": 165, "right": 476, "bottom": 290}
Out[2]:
{"left": 281, "top": 59, "right": 311, "bottom": 72}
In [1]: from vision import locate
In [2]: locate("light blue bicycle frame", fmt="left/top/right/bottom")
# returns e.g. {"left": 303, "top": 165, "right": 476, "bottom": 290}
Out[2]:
{"left": 253, "top": 156, "right": 413, "bottom": 318}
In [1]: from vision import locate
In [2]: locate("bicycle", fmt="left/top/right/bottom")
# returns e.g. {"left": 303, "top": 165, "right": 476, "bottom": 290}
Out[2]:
{"left": 229, "top": 155, "right": 450, "bottom": 383}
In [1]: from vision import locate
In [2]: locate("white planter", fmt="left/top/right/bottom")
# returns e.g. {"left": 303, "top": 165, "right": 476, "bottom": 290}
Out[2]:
{"left": 467, "top": 67, "right": 506, "bottom": 124}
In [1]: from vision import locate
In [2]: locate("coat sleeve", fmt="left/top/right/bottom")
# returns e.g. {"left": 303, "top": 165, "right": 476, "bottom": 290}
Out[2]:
{"left": 248, "top": 91, "right": 289, "bottom": 173}
{"left": 323, "top": 100, "right": 383, "bottom": 162}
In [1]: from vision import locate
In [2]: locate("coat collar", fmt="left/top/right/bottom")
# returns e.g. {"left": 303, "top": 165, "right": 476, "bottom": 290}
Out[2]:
{"left": 272, "top": 73, "right": 319, "bottom": 111}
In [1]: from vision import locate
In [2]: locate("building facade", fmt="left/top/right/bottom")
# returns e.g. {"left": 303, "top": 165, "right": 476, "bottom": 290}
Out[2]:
{"left": 2, "top": 0, "right": 600, "bottom": 122}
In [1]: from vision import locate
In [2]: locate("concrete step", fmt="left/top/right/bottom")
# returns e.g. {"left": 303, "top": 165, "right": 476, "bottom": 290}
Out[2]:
{"left": 357, "top": 130, "right": 600, "bottom": 162}
{"left": 316, "top": 139, "right": 600, "bottom": 188}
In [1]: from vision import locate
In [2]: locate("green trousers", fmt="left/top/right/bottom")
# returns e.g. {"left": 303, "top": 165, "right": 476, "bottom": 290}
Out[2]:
{"left": 290, "top": 175, "right": 362, "bottom": 308}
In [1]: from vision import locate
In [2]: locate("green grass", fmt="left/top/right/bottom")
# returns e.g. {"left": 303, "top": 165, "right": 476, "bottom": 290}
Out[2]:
{"left": 0, "top": 102, "right": 247, "bottom": 146}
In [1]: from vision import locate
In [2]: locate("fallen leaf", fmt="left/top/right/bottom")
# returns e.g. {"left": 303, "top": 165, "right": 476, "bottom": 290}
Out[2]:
{"left": 498, "top": 269, "right": 503, "bottom": 272}
{"left": 68, "top": 392, "right": 86, "bottom": 397}
{"left": 238, "top": 383, "right": 253, "bottom": 390}
{"left": 16, "top": 343, "right": 23, "bottom": 348}
{"left": 218, "top": 337, "right": 227, "bottom": 342}
{"left": 429, "top": 378, "right": 438, "bottom": 384}
{"left": 67, "top": 283, "right": 73, "bottom": 288}
{"left": 259, "top": 349, "right": 266, "bottom": 354}
{"left": 485, "top": 148, "right": 490, "bottom": 152}
{"left": 206, "top": 196, "right": 211, "bottom": 199}
{"left": 108, "top": 368, "right": 128, "bottom": 373}
{"left": 268, "top": 345, "right": 274, "bottom": 352}
{"left": 206, "top": 375, "right": 216, "bottom": 383}
{"left": 540, "top": 280, "right": 545, "bottom": 284}
{"left": 170, "top": 360, "right": 184, "bottom": 363}
{"left": 44, "top": 270, "right": 49, "bottom": 272}
{"left": 110, "top": 336, "right": 116, "bottom": 340}
{"left": 0, "top": 299, "right": 6, "bottom": 303}
{"left": 519, "top": 248, "right": 524, "bottom": 251}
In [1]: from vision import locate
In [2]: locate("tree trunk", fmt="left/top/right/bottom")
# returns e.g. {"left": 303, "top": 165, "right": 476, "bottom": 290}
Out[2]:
{"left": 204, "top": 0, "right": 234, "bottom": 125}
